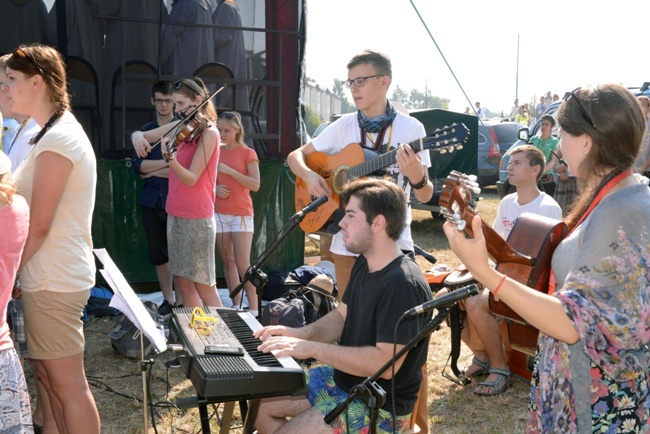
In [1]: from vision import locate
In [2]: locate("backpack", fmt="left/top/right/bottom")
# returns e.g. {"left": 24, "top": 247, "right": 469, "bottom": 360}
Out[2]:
{"left": 108, "top": 300, "right": 159, "bottom": 359}
{"left": 261, "top": 284, "right": 336, "bottom": 328}
{"left": 83, "top": 285, "right": 119, "bottom": 321}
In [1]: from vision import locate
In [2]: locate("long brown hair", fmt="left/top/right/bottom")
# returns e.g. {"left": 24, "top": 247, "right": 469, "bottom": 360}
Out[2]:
{"left": 559, "top": 84, "right": 645, "bottom": 229}
{"left": 7, "top": 44, "right": 70, "bottom": 144}
{"left": 173, "top": 77, "right": 217, "bottom": 123}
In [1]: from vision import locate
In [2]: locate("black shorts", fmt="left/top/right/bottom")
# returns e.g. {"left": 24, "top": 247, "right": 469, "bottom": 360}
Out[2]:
{"left": 142, "top": 199, "right": 169, "bottom": 265}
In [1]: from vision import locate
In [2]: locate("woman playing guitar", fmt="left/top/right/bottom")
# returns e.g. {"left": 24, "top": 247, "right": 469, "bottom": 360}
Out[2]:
{"left": 444, "top": 84, "right": 650, "bottom": 433}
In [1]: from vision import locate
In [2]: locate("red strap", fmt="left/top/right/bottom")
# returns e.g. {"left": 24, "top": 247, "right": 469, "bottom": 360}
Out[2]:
{"left": 548, "top": 170, "right": 632, "bottom": 295}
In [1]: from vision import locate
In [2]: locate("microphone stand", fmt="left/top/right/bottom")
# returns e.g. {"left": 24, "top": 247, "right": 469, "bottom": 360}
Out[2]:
{"left": 324, "top": 307, "right": 450, "bottom": 434}
{"left": 229, "top": 197, "right": 327, "bottom": 317}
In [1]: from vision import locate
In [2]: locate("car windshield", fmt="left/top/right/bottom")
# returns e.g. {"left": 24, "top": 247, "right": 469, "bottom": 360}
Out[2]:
{"left": 493, "top": 124, "right": 521, "bottom": 143}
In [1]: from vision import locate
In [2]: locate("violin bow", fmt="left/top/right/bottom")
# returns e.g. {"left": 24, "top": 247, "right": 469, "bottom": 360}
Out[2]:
{"left": 146, "top": 84, "right": 227, "bottom": 152}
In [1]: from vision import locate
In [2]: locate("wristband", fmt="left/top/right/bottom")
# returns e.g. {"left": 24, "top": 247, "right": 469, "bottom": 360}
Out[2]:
{"left": 492, "top": 275, "right": 507, "bottom": 296}
{"left": 409, "top": 173, "right": 428, "bottom": 190}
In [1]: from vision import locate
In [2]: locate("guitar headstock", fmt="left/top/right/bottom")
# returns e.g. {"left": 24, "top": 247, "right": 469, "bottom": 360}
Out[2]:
{"left": 439, "top": 171, "right": 481, "bottom": 233}
{"left": 439, "top": 171, "right": 535, "bottom": 267}
{"left": 419, "top": 123, "right": 470, "bottom": 154}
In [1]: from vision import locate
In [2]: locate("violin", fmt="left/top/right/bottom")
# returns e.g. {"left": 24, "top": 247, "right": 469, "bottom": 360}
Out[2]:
{"left": 163, "top": 111, "right": 212, "bottom": 162}
{"left": 144, "top": 84, "right": 226, "bottom": 160}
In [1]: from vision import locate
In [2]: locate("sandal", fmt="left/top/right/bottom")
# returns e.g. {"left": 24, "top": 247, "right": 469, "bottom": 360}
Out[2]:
{"left": 473, "top": 368, "right": 514, "bottom": 396}
{"left": 462, "top": 356, "right": 490, "bottom": 378}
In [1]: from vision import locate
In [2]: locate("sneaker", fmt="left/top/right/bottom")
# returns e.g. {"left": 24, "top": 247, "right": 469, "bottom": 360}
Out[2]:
{"left": 158, "top": 300, "right": 174, "bottom": 317}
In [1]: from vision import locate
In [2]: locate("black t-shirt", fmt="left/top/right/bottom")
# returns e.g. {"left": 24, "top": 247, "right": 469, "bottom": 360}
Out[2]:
{"left": 335, "top": 254, "right": 432, "bottom": 415}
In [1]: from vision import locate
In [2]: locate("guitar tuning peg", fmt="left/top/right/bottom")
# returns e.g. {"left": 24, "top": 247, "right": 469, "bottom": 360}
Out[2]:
{"left": 467, "top": 174, "right": 478, "bottom": 182}
{"left": 452, "top": 213, "right": 466, "bottom": 231}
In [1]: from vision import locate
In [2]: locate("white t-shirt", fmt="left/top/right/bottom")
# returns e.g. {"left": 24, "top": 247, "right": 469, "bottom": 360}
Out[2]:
{"left": 14, "top": 111, "right": 97, "bottom": 293}
{"left": 492, "top": 192, "right": 562, "bottom": 240}
{"left": 6, "top": 117, "right": 40, "bottom": 171}
{"left": 311, "top": 111, "right": 430, "bottom": 255}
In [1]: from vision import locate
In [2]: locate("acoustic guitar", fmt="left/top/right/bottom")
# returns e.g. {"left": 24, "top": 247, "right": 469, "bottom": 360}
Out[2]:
{"left": 295, "top": 123, "right": 470, "bottom": 233}
{"left": 439, "top": 171, "right": 567, "bottom": 379}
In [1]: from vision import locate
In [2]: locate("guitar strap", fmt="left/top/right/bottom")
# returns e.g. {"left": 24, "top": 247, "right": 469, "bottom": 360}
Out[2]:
{"left": 360, "top": 124, "right": 389, "bottom": 153}
{"left": 447, "top": 305, "right": 471, "bottom": 385}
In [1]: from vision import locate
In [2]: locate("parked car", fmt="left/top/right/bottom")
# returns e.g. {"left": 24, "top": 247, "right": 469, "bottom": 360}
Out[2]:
{"left": 497, "top": 82, "right": 650, "bottom": 198}
{"left": 476, "top": 120, "right": 525, "bottom": 187}
{"left": 312, "top": 121, "right": 330, "bottom": 138}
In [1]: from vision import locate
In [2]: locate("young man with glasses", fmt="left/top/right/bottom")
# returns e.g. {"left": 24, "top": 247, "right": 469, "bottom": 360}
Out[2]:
{"left": 288, "top": 49, "right": 433, "bottom": 298}
{"left": 286, "top": 49, "right": 433, "bottom": 432}
{"left": 131, "top": 80, "right": 181, "bottom": 315}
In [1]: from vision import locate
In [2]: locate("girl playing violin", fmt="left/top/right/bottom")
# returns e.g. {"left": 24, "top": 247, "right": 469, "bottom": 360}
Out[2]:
{"left": 131, "top": 77, "right": 222, "bottom": 308}
{"left": 214, "top": 111, "right": 260, "bottom": 315}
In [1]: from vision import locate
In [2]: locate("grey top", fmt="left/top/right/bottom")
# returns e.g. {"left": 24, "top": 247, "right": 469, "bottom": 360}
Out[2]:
{"left": 549, "top": 179, "right": 650, "bottom": 432}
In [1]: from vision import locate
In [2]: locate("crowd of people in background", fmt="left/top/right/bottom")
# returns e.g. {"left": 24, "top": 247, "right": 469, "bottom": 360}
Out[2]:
{"left": 465, "top": 91, "right": 561, "bottom": 125}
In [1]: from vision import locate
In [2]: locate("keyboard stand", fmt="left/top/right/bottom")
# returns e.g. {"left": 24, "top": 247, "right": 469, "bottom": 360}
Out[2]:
{"left": 177, "top": 397, "right": 258, "bottom": 434}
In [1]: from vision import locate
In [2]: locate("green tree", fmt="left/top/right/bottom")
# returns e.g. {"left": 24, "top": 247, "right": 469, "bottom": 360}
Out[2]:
{"left": 332, "top": 79, "right": 355, "bottom": 113}
{"left": 304, "top": 104, "right": 322, "bottom": 136}
{"left": 408, "top": 88, "right": 449, "bottom": 110}
{"left": 389, "top": 86, "right": 449, "bottom": 110}
{"left": 391, "top": 85, "right": 409, "bottom": 107}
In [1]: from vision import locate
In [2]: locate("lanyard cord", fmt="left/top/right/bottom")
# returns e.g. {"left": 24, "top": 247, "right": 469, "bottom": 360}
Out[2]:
{"left": 548, "top": 169, "right": 632, "bottom": 294}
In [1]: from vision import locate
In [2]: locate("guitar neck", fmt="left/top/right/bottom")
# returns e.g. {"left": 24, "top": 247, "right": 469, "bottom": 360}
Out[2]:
{"left": 464, "top": 211, "right": 534, "bottom": 267}
{"left": 347, "top": 138, "right": 425, "bottom": 180}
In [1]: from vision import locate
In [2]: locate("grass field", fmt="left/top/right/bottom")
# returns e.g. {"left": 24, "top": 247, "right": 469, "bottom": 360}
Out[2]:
{"left": 25, "top": 186, "right": 532, "bottom": 433}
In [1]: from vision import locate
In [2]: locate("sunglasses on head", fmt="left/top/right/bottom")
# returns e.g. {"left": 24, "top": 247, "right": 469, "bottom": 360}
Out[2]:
{"left": 219, "top": 112, "right": 237, "bottom": 120}
{"left": 14, "top": 47, "right": 45, "bottom": 77}
{"left": 175, "top": 79, "right": 202, "bottom": 96}
{"left": 568, "top": 89, "right": 598, "bottom": 131}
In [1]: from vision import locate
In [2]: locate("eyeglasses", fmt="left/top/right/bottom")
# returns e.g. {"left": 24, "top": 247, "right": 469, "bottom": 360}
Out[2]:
{"left": 14, "top": 47, "right": 45, "bottom": 77}
{"left": 568, "top": 90, "right": 597, "bottom": 131}
{"left": 153, "top": 98, "right": 173, "bottom": 105}
{"left": 344, "top": 74, "right": 383, "bottom": 88}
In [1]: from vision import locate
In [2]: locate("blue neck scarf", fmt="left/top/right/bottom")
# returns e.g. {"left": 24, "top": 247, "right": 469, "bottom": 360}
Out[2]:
{"left": 357, "top": 102, "right": 396, "bottom": 133}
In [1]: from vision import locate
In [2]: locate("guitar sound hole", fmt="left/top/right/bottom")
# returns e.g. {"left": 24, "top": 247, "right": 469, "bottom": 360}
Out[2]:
{"left": 333, "top": 170, "right": 349, "bottom": 194}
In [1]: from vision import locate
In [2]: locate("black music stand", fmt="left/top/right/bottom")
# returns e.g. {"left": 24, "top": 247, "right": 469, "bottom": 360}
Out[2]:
{"left": 324, "top": 307, "right": 450, "bottom": 434}
{"left": 229, "top": 197, "right": 327, "bottom": 316}
{"left": 94, "top": 249, "right": 167, "bottom": 434}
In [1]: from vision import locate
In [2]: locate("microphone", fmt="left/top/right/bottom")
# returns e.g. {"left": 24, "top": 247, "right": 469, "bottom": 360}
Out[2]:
{"left": 405, "top": 284, "right": 480, "bottom": 317}
{"left": 413, "top": 244, "right": 437, "bottom": 265}
{"left": 296, "top": 196, "right": 328, "bottom": 218}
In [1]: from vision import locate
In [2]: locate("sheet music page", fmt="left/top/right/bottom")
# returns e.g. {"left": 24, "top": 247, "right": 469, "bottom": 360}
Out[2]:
{"left": 94, "top": 248, "right": 167, "bottom": 353}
